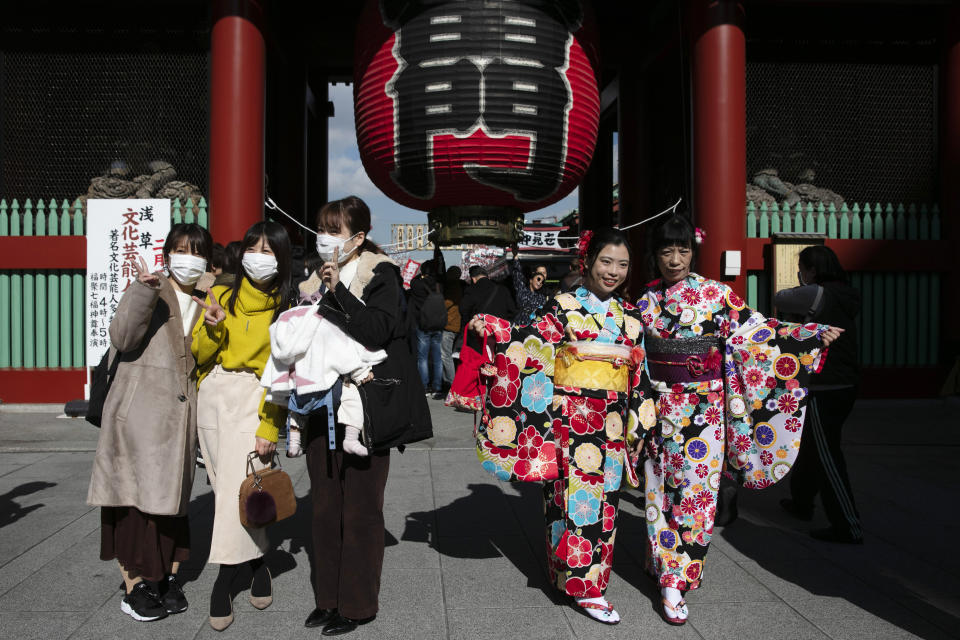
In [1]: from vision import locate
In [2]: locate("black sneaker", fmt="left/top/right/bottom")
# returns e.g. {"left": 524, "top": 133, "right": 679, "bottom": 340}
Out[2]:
{"left": 120, "top": 582, "right": 168, "bottom": 621}
{"left": 160, "top": 574, "right": 188, "bottom": 614}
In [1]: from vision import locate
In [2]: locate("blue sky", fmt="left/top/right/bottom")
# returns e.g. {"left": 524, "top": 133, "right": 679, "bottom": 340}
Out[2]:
{"left": 325, "top": 83, "right": 582, "bottom": 262}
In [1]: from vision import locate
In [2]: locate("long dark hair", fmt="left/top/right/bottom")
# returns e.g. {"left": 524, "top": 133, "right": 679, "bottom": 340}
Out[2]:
{"left": 226, "top": 220, "right": 294, "bottom": 321}
{"left": 647, "top": 210, "right": 697, "bottom": 280}
{"left": 583, "top": 226, "right": 632, "bottom": 298}
{"left": 163, "top": 223, "right": 213, "bottom": 264}
{"left": 799, "top": 245, "right": 848, "bottom": 284}
{"left": 316, "top": 195, "right": 384, "bottom": 255}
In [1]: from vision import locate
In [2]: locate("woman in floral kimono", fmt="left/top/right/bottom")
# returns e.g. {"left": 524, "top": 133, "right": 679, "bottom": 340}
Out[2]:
{"left": 633, "top": 213, "right": 843, "bottom": 625}
{"left": 468, "top": 227, "right": 658, "bottom": 625}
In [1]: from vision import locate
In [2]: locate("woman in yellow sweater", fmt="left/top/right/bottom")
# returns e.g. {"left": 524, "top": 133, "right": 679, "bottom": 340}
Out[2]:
{"left": 191, "top": 220, "right": 294, "bottom": 631}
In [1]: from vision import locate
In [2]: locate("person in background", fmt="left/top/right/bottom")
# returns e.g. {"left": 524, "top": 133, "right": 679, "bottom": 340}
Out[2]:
{"left": 441, "top": 266, "right": 463, "bottom": 391}
{"left": 191, "top": 220, "right": 294, "bottom": 631}
{"left": 511, "top": 257, "right": 548, "bottom": 322}
{"left": 459, "top": 265, "right": 516, "bottom": 354}
{"left": 87, "top": 223, "right": 214, "bottom": 622}
{"left": 560, "top": 256, "right": 584, "bottom": 292}
{"left": 408, "top": 259, "right": 445, "bottom": 398}
{"left": 214, "top": 240, "right": 243, "bottom": 287}
{"left": 211, "top": 243, "right": 226, "bottom": 277}
{"left": 775, "top": 245, "right": 863, "bottom": 544}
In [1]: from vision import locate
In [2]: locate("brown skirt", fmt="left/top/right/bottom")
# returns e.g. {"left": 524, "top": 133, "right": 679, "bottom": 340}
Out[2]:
{"left": 100, "top": 507, "right": 190, "bottom": 582}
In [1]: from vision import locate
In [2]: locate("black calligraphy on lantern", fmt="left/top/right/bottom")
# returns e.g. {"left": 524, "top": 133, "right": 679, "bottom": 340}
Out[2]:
{"left": 382, "top": 0, "right": 582, "bottom": 201}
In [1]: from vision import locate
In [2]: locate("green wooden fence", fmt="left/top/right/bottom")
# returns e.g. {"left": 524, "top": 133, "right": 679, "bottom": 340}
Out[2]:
{"left": 0, "top": 197, "right": 207, "bottom": 369}
{"left": 746, "top": 201, "right": 941, "bottom": 239}
{"left": 746, "top": 270, "right": 940, "bottom": 367}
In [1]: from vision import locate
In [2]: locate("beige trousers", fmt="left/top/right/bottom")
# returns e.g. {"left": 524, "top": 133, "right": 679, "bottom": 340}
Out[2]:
{"left": 197, "top": 366, "right": 270, "bottom": 565}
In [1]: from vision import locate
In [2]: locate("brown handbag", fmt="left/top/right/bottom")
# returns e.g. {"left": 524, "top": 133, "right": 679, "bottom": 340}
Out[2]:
{"left": 238, "top": 452, "right": 296, "bottom": 528}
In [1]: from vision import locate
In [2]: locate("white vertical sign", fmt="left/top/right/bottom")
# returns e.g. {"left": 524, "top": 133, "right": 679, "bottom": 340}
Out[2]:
{"left": 85, "top": 199, "right": 171, "bottom": 370}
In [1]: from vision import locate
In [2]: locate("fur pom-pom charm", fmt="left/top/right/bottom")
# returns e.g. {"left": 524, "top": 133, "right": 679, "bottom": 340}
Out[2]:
{"left": 694, "top": 227, "right": 706, "bottom": 245}
{"left": 245, "top": 490, "right": 277, "bottom": 527}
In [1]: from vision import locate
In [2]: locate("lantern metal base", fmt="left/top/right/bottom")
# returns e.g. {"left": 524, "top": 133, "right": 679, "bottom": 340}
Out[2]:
{"left": 428, "top": 206, "right": 524, "bottom": 247}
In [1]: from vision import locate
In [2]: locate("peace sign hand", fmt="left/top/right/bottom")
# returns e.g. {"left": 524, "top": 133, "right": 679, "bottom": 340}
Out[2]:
{"left": 132, "top": 255, "right": 160, "bottom": 288}
{"left": 320, "top": 246, "right": 340, "bottom": 291}
{"left": 192, "top": 289, "right": 226, "bottom": 327}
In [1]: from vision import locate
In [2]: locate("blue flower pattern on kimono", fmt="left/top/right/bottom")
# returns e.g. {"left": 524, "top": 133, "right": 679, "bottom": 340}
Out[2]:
{"left": 520, "top": 370, "right": 553, "bottom": 413}
{"left": 603, "top": 454, "right": 624, "bottom": 493}
{"left": 477, "top": 287, "right": 657, "bottom": 600}
{"left": 569, "top": 488, "right": 601, "bottom": 527}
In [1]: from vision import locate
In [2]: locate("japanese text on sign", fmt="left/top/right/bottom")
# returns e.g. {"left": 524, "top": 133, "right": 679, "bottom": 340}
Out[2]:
{"left": 86, "top": 199, "right": 171, "bottom": 373}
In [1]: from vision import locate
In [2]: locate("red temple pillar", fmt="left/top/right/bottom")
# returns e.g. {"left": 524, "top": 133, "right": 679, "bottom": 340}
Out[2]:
{"left": 210, "top": 0, "right": 266, "bottom": 244}
{"left": 689, "top": 0, "right": 746, "bottom": 290}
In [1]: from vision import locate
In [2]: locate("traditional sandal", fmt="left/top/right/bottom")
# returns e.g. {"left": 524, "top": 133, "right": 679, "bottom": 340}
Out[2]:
{"left": 660, "top": 597, "right": 688, "bottom": 626}
{"left": 574, "top": 597, "right": 621, "bottom": 625}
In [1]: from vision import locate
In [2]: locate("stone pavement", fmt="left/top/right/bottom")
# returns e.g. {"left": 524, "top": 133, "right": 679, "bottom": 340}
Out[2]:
{"left": 0, "top": 397, "right": 957, "bottom": 639}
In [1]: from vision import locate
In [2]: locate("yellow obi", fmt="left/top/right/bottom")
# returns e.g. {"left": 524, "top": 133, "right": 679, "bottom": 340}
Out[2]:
{"left": 554, "top": 341, "right": 633, "bottom": 393}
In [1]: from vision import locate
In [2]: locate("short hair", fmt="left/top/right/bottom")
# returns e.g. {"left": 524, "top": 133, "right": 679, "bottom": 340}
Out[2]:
{"left": 163, "top": 223, "right": 212, "bottom": 262}
{"left": 223, "top": 241, "right": 243, "bottom": 274}
{"left": 647, "top": 209, "right": 697, "bottom": 279}
{"left": 211, "top": 243, "right": 226, "bottom": 270}
{"left": 446, "top": 265, "right": 462, "bottom": 281}
{"left": 799, "top": 245, "right": 848, "bottom": 284}
{"left": 468, "top": 265, "right": 488, "bottom": 279}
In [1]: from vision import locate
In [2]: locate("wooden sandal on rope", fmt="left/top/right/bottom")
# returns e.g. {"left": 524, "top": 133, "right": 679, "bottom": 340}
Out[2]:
{"left": 660, "top": 597, "right": 688, "bottom": 626}
{"left": 574, "top": 597, "right": 621, "bottom": 625}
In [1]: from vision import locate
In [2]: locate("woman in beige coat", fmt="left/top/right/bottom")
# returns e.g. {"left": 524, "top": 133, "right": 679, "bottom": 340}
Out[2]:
{"left": 87, "top": 223, "right": 214, "bottom": 623}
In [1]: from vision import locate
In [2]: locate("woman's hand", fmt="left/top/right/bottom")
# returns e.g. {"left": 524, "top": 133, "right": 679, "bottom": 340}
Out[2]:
{"left": 132, "top": 256, "right": 160, "bottom": 288}
{"left": 320, "top": 246, "right": 340, "bottom": 291}
{"left": 821, "top": 325, "right": 844, "bottom": 347}
{"left": 255, "top": 436, "right": 276, "bottom": 462}
{"left": 466, "top": 314, "right": 486, "bottom": 338}
{"left": 193, "top": 289, "right": 226, "bottom": 327}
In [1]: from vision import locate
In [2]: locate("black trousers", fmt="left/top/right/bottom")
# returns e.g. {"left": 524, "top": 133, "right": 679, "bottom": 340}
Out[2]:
{"left": 789, "top": 386, "right": 862, "bottom": 539}
{"left": 305, "top": 422, "right": 390, "bottom": 619}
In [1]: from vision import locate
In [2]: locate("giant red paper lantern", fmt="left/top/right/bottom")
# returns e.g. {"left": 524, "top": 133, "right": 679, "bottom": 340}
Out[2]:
{"left": 355, "top": 0, "right": 599, "bottom": 245}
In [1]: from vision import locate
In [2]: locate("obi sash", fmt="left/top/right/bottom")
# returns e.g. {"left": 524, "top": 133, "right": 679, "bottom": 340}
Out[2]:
{"left": 646, "top": 335, "right": 723, "bottom": 384}
{"left": 554, "top": 342, "right": 638, "bottom": 393}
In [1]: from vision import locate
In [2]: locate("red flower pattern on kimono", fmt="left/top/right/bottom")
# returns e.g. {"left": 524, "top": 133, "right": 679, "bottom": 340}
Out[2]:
{"left": 639, "top": 273, "right": 827, "bottom": 592}
{"left": 488, "top": 353, "right": 520, "bottom": 408}
{"left": 476, "top": 288, "right": 655, "bottom": 601}
{"left": 534, "top": 314, "right": 564, "bottom": 343}
{"left": 565, "top": 396, "right": 606, "bottom": 435}
{"left": 566, "top": 535, "right": 593, "bottom": 568}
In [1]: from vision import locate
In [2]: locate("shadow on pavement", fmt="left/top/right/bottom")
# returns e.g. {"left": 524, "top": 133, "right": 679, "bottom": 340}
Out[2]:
{"left": 401, "top": 482, "right": 563, "bottom": 604}
{"left": 0, "top": 481, "right": 56, "bottom": 529}
{"left": 719, "top": 518, "right": 959, "bottom": 639}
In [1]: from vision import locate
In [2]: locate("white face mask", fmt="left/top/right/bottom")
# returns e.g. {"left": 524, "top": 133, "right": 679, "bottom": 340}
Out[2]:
{"left": 316, "top": 232, "right": 358, "bottom": 264}
{"left": 167, "top": 254, "right": 207, "bottom": 286}
{"left": 242, "top": 252, "right": 278, "bottom": 283}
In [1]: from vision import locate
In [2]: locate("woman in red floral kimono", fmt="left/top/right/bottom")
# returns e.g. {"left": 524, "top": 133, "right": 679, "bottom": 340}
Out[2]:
{"left": 634, "top": 213, "right": 843, "bottom": 625}
{"left": 468, "top": 228, "right": 657, "bottom": 625}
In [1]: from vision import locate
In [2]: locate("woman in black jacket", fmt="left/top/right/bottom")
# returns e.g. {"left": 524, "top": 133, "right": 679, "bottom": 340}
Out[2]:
{"left": 774, "top": 245, "right": 863, "bottom": 544}
{"left": 303, "top": 196, "right": 432, "bottom": 635}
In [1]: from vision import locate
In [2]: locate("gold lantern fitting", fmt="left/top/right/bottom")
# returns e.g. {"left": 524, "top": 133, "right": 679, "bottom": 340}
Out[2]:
{"left": 428, "top": 206, "right": 524, "bottom": 247}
